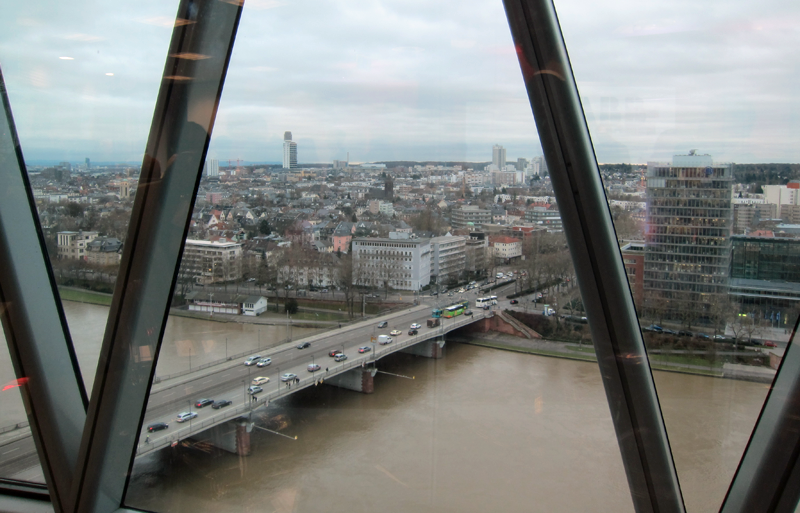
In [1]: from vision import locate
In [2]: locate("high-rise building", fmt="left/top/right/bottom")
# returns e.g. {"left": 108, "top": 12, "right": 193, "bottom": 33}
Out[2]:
{"left": 283, "top": 131, "right": 297, "bottom": 169}
{"left": 492, "top": 144, "right": 506, "bottom": 170}
{"left": 204, "top": 158, "right": 219, "bottom": 177}
{"left": 643, "top": 152, "right": 733, "bottom": 320}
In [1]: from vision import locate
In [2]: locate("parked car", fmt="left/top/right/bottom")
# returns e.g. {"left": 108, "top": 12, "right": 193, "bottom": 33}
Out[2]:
{"left": 307, "top": 363, "right": 321, "bottom": 372}
{"left": 678, "top": 330, "right": 693, "bottom": 337}
{"left": 510, "top": 299, "right": 519, "bottom": 305}
{"left": 212, "top": 400, "right": 232, "bottom": 409}
{"left": 280, "top": 373, "right": 297, "bottom": 382}
{"left": 296, "top": 341, "right": 311, "bottom": 349}
{"left": 662, "top": 328, "right": 679, "bottom": 335}
{"left": 329, "top": 349, "right": 342, "bottom": 357}
{"left": 334, "top": 353, "right": 348, "bottom": 362}
{"left": 248, "top": 385, "right": 263, "bottom": 395}
{"left": 244, "top": 355, "right": 262, "bottom": 366}
{"left": 390, "top": 329, "right": 402, "bottom": 336}
{"left": 765, "top": 341, "right": 778, "bottom": 348}
{"left": 147, "top": 422, "right": 168, "bottom": 432}
{"left": 378, "top": 321, "right": 388, "bottom": 328}
{"left": 251, "top": 376, "right": 269, "bottom": 386}
{"left": 410, "top": 323, "right": 421, "bottom": 330}
{"left": 195, "top": 398, "right": 214, "bottom": 408}
{"left": 358, "top": 346, "right": 371, "bottom": 353}
{"left": 256, "top": 357, "right": 272, "bottom": 367}
{"left": 643, "top": 325, "right": 662, "bottom": 332}
{"left": 176, "top": 412, "right": 197, "bottom": 423}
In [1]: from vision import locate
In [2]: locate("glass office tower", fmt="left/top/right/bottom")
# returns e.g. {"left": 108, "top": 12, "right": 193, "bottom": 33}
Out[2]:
{"left": 644, "top": 153, "right": 734, "bottom": 322}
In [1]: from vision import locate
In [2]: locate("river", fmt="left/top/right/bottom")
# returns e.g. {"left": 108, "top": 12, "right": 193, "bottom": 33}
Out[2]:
{"left": 1, "top": 302, "right": 770, "bottom": 512}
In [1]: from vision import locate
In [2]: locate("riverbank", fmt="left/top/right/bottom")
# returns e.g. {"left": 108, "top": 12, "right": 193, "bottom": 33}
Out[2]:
{"left": 452, "top": 331, "right": 778, "bottom": 382}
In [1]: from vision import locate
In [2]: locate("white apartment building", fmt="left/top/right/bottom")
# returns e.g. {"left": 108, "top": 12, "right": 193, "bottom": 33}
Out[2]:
{"left": 430, "top": 235, "right": 467, "bottom": 285}
{"left": 179, "top": 239, "right": 243, "bottom": 285}
{"left": 57, "top": 231, "right": 99, "bottom": 260}
{"left": 489, "top": 236, "right": 522, "bottom": 262}
{"left": 352, "top": 238, "right": 431, "bottom": 291}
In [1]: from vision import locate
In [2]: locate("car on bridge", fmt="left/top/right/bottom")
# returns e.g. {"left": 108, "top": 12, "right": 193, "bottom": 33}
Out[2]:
{"left": 408, "top": 329, "right": 418, "bottom": 336}
{"left": 390, "top": 329, "right": 401, "bottom": 336}
{"left": 176, "top": 412, "right": 197, "bottom": 423}
{"left": 281, "top": 373, "right": 297, "bottom": 382}
{"left": 257, "top": 358, "right": 272, "bottom": 367}
{"left": 378, "top": 335, "right": 393, "bottom": 345}
{"left": 334, "top": 353, "right": 348, "bottom": 362}
{"left": 244, "top": 355, "right": 262, "bottom": 366}
{"left": 252, "top": 376, "right": 270, "bottom": 386}
{"left": 195, "top": 398, "right": 214, "bottom": 408}
{"left": 248, "top": 386, "right": 263, "bottom": 395}
{"left": 329, "top": 349, "right": 342, "bottom": 357}
{"left": 358, "top": 346, "right": 371, "bottom": 353}
{"left": 378, "top": 321, "right": 388, "bottom": 328}
{"left": 464, "top": 310, "right": 473, "bottom": 316}
{"left": 147, "top": 422, "right": 168, "bottom": 432}
{"left": 296, "top": 342, "right": 311, "bottom": 349}
{"left": 212, "top": 400, "right": 232, "bottom": 409}
{"left": 307, "top": 364, "right": 321, "bottom": 372}
{"left": 410, "top": 323, "right": 421, "bottom": 330}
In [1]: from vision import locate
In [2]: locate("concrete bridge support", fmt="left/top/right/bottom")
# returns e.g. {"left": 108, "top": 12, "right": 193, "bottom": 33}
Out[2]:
{"left": 325, "top": 366, "right": 377, "bottom": 394}
{"left": 196, "top": 418, "right": 253, "bottom": 456}
{"left": 401, "top": 338, "right": 445, "bottom": 359}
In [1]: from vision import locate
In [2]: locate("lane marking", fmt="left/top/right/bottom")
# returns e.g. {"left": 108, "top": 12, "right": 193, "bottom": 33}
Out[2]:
{"left": 3, "top": 448, "right": 19, "bottom": 455}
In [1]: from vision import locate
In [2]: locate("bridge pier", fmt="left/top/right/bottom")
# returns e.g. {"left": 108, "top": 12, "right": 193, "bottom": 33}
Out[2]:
{"left": 401, "top": 338, "right": 445, "bottom": 359}
{"left": 196, "top": 418, "right": 253, "bottom": 456}
{"left": 325, "top": 366, "right": 377, "bottom": 393}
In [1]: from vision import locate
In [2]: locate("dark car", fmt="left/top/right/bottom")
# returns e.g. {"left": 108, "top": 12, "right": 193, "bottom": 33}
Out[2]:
{"left": 643, "top": 325, "right": 663, "bottom": 332}
{"left": 464, "top": 310, "right": 473, "bottom": 316}
{"left": 212, "top": 399, "right": 232, "bottom": 409}
{"left": 510, "top": 299, "right": 518, "bottom": 305}
{"left": 378, "top": 321, "right": 388, "bottom": 328}
{"left": 296, "top": 341, "right": 311, "bottom": 349}
{"left": 329, "top": 349, "right": 342, "bottom": 357}
{"left": 408, "top": 329, "right": 418, "bottom": 336}
{"left": 147, "top": 422, "right": 168, "bottom": 433}
{"left": 678, "top": 330, "right": 693, "bottom": 337}
{"left": 195, "top": 398, "right": 214, "bottom": 408}
{"left": 662, "top": 328, "right": 679, "bottom": 335}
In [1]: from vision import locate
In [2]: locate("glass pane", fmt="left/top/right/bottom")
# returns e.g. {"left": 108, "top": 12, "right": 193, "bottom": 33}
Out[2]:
{"left": 0, "top": 328, "right": 44, "bottom": 483}
{"left": 124, "top": 0, "right": 634, "bottom": 511}
{"left": 0, "top": 0, "right": 175, "bottom": 395}
{"left": 557, "top": 0, "right": 799, "bottom": 509}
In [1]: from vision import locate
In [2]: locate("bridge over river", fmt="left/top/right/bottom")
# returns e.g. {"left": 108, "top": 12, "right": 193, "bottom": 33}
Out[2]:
{"left": 133, "top": 304, "right": 490, "bottom": 456}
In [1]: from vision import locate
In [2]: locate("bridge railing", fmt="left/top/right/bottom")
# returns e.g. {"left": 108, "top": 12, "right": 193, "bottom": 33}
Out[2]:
{"left": 152, "top": 338, "right": 291, "bottom": 383}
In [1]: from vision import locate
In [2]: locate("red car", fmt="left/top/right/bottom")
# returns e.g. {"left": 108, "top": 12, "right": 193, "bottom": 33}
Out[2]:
{"left": 329, "top": 349, "right": 342, "bottom": 357}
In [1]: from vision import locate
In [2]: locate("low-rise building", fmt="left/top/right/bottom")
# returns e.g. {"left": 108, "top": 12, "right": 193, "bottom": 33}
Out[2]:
{"left": 489, "top": 236, "right": 522, "bottom": 263}
{"left": 352, "top": 237, "right": 431, "bottom": 291}
{"left": 85, "top": 237, "right": 122, "bottom": 266}
{"left": 430, "top": 235, "right": 467, "bottom": 286}
{"left": 57, "top": 231, "right": 99, "bottom": 260}
{"left": 179, "top": 239, "right": 243, "bottom": 285}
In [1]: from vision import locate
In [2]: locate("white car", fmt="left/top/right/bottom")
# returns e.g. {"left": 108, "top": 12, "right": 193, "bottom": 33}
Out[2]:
{"left": 256, "top": 357, "right": 272, "bottom": 367}
{"left": 251, "top": 376, "right": 269, "bottom": 386}
{"left": 378, "top": 335, "right": 393, "bottom": 345}
{"left": 244, "top": 355, "right": 262, "bottom": 366}
{"left": 281, "top": 373, "right": 298, "bottom": 382}
{"left": 409, "top": 323, "right": 421, "bottom": 330}
{"left": 176, "top": 412, "right": 197, "bottom": 423}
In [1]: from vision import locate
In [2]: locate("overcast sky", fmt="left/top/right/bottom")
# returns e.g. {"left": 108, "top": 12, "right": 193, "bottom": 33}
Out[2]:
{"left": 2, "top": 0, "right": 800, "bottom": 165}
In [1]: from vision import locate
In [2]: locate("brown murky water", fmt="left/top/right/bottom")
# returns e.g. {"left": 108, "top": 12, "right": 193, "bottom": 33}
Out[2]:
{"left": 125, "top": 342, "right": 768, "bottom": 513}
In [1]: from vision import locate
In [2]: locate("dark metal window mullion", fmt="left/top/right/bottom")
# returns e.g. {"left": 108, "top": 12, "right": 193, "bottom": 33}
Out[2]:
{"left": 501, "top": 1, "right": 685, "bottom": 511}
{"left": 69, "top": 1, "right": 244, "bottom": 512}
{"left": 0, "top": 66, "right": 88, "bottom": 511}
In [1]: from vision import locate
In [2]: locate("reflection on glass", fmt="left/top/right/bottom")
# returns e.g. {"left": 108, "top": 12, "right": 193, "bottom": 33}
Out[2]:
{"left": 0, "top": 329, "right": 44, "bottom": 483}
{"left": 0, "top": 0, "right": 175, "bottom": 390}
{"left": 557, "top": 0, "right": 800, "bottom": 509}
